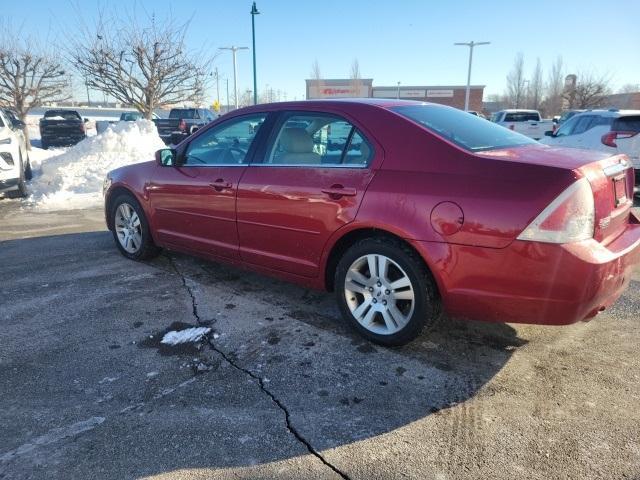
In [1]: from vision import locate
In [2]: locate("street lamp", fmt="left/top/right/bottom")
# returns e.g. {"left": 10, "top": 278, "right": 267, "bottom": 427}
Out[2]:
{"left": 454, "top": 41, "right": 490, "bottom": 111}
{"left": 251, "top": 2, "right": 260, "bottom": 105}
{"left": 397, "top": 81, "right": 401, "bottom": 99}
{"left": 219, "top": 46, "right": 249, "bottom": 109}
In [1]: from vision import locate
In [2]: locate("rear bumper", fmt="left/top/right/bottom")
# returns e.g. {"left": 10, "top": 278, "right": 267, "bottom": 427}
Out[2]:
{"left": 412, "top": 211, "right": 640, "bottom": 325}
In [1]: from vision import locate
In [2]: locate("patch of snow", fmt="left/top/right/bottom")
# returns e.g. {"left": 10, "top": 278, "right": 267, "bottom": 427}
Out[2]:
{"left": 27, "top": 120, "right": 164, "bottom": 211}
{"left": 161, "top": 327, "right": 211, "bottom": 346}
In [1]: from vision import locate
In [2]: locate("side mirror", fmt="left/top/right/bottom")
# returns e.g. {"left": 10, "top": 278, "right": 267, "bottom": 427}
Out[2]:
{"left": 84, "top": 118, "right": 89, "bottom": 123}
{"left": 12, "top": 120, "right": 25, "bottom": 129}
{"left": 156, "top": 148, "right": 177, "bottom": 166}
{"left": 544, "top": 130, "right": 554, "bottom": 137}
{"left": 191, "top": 126, "right": 199, "bottom": 134}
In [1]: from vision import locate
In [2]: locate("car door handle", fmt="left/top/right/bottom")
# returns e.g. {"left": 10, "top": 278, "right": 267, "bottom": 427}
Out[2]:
{"left": 209, "top": 179, "right": 233, "bottom": 191}
{"left": 321, "top": 186, "right": 357, "bottom": 198}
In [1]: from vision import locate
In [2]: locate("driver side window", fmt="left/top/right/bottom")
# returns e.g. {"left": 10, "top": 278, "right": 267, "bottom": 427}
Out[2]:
{"left": 184, "top": 114, "right": 266, "bottom": 166}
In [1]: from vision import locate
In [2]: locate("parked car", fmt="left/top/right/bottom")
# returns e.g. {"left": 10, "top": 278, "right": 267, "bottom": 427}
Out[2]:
{"left": 491, "top": 109, "right": 554, "bottom": 140}
{"left": 153, "top": 108, "right": 216, "bottom": 145}
{"left": 96, "top": 111, "right": 159, "bottom": 135}
{"left": 0, "top": 109, "right": 32, "bottom": 197}
{"left": 39, "top": 110, "right": 87, "bottom": 149}
{"left": 555, "top": 109, "right": 586, "bottom": 129}
{"left": 541, "top": 110, "right": 640, "bottom": 189}
{"left": 104, "top": 99, "right": 640, "bottom": 346}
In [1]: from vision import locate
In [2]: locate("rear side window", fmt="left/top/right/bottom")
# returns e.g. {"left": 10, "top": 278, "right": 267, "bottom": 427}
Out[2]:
{"left": 504, "top": 112, "right": 540, "bottom": 122}
{"left": 44, "top": 110, "right": 81, "bottom": 120}
{"left": 613, "top": 116, "right": 640, "bottom": 133}
{"left": 392, "top": 105, "right": 536, "bottom": 152}
{"left": 265, "top": 113, "right": 373, "bottom": 167}
{"left": 169, "top": 109, "right": 198, "bottom": 119}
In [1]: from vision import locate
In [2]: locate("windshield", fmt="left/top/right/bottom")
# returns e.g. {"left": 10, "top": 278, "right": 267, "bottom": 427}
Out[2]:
{"left": 169, "top": 109, "right": 199, "bottom": 119}
{"left": 120, "top": 112, "right": 143, "bottom": 121}
{"left": 392, "top": 105, "right": 537, "bottom": 152}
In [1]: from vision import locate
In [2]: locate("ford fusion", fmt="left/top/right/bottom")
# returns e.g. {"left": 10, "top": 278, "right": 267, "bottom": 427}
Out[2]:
{"left": 103, "top": 100, "right": 640, "bottom": 346}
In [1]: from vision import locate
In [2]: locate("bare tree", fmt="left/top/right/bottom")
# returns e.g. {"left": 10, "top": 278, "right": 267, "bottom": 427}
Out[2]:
{"left": 529, "top": 58, "right": 543, "bottom": 111}
{"left": 0, "top": 24, "right": 70, "bottom": 148}
{"left": 310, "top": 59, "right": 323, "bottom": 99}
{"left": 565, "top": 71, "right": 611, "bottom": 109}
{"left": 350, "top": 59, "right": 362, "bottom": 97}
{"left": 70, "top": 12, "right": 213, "bottom": 119}
{"left": 544, "top": 56, "right": 564, "bottom": 116}
{"left": 618, "top": 83, "right": 639, "bottom": 94}
{"left": 506, "top": 53, "right": 526, "bottom": 108}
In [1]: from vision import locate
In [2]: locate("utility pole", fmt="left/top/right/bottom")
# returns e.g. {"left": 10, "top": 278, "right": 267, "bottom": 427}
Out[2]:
{"left": 214, "top": 67, "right": 220, "bottom": 106}
{"left": 219, "top": 46, "right": 249, "bottom": 109}
{"left": 251, "top": 2, "right": 260, "bottom": 105}
{"left": 454, "top": 41, "right": 490, "bottom": 111}
{"left": 226, "top": 79, "right": 230, "bottom": 113}
{"left": 397, "top": 81, "right": 401, "bottom": 99}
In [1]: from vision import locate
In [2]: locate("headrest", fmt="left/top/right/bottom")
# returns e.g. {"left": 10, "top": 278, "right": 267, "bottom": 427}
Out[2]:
{"left": 280, "top": 128, "right": 314, "bottom": 153}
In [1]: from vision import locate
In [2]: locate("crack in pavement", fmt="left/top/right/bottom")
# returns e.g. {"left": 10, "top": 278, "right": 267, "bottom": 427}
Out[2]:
{"left": 167, "top": 255, "right": 351, "bottom": 480}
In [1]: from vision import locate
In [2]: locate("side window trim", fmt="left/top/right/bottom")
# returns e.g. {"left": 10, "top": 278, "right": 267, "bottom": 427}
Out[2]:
{"left": 255, "top": 110, "right": 373, "bottom": 169}
{"left": 180, "top": 112, "right": 270, "bottom": 167}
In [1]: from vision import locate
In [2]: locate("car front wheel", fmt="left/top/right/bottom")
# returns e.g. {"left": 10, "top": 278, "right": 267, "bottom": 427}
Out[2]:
{"left": 335, "top": 237, "right": 441, "bottom": 346}
{"left": 110, "top": 193, "right": 161, "bottom": 260}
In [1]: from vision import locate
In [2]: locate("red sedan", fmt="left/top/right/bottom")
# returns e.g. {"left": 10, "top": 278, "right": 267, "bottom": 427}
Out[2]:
{"left": 104, "top": 100, "right": 640, "bottom": 346}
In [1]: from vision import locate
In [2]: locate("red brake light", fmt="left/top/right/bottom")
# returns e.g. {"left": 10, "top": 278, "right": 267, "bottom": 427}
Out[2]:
{"left": 601, "top": 131, "right": 638, "bottom": 148}
{"left": 179, "top": 119, "right": 187, "bottom": 132}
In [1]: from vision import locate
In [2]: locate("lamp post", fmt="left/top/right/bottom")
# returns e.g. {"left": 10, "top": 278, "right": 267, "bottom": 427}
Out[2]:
{"left": 454, "top": 41, "right": 490, "bottom": 111}
{"left": 251, "top": 2, "right": 260, "bottom": 105}
{"left": 219, "top": 46, "right": 249, "bottom": 109}
{"left": 397, "top": 81, "right": 401, "bottom": 99}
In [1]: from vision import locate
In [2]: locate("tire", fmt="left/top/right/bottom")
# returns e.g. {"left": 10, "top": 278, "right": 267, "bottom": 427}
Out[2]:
{"left": 41, "top": 141, "right": 48, "bottom": 150}
{"left": 24, "top": 155, "right": 32, "bottom": 181}
{"left": 335, "top": 237, "right": 441, "bottom": 346}
{"left": 7, "top": 152, "right": 28, "bottom": 198}
{"left": 109, "top": 192, "right": 161, "bottom": 261}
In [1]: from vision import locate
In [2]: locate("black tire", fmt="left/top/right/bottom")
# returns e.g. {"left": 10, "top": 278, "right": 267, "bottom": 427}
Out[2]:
{"left": 24, "top": 155, "right": 32, "bottom": 181}
{"left": 335, "top": 236, "right": 441, "bottom": 346}
{"left": 109, "top": 192, "right": 161, "bottom": 261}
{"left": 41, "top": 141, "right": 48, "bottom": 150}
{"left": 7, "top": 152, "right": 28, "bottom": 198}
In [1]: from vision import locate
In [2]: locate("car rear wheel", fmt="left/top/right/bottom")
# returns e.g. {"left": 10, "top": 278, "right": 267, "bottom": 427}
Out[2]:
{"left": 335, "top": 237, "right": 441, "bottom": 346}
{"left": 110, "top": 193, "right": 161, "bottom": 260}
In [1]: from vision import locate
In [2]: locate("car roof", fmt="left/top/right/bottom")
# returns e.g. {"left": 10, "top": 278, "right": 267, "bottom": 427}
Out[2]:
{"left": 497, "top": 109, "right": 539, "bottom": 113}
{"left": 228, "top": 98, "right": 444, "bottom": 115}
{"left": 571, "top": 109, "right": 640, "bottom": 119}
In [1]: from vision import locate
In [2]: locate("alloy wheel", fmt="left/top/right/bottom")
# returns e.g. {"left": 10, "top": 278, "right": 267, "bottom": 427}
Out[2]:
{"left": 344, "top": 254, "right": 415, "bottom": 335}
{"left": 114, "top": 203, "right": 142, "bottom": 254}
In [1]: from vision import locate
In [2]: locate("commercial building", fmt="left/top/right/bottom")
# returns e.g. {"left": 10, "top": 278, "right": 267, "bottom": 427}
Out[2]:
{"left": 305, "top": 79, "right": 485, "bottom": 111}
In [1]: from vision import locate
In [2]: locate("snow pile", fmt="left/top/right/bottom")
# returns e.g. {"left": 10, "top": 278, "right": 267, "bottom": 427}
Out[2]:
{"left": 161, "top": 327, "right": 211, "bottom": 346}
{"left": 29, "top": 120, "right": 164, "bottom": 210}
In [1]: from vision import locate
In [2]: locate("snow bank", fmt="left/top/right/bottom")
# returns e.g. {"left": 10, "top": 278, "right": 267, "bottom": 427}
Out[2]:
{"left": 29, "top": 120, "right": 164, "bottom": 210}
{"left": 161, "top": 327, "right": 211, "bottom": 346}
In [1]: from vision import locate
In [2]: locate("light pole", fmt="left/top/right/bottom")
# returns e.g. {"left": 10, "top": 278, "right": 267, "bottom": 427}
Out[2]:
{"left": 397, "top": 81, "right": 401, "bottom": 99}
{"left": 219, "top": 46, "right": 249, "bottom": 109}
{"left": 214, "top": 67, "right": 220, "bottom": 106}
{"left": 251, "top": 2, "right": 260, "bottom": 105}
{"left": 454, "top": 41, "right": 490, "bottom": 111}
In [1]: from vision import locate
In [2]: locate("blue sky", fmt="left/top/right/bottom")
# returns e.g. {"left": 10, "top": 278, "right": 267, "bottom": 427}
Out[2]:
{"left": 3, "top": 0, "right": 639, "bottom": 103}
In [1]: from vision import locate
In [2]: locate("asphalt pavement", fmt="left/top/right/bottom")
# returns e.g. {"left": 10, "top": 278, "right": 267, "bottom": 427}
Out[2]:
{"left": 1, "top": 200, "right": 639, "bottom": 479}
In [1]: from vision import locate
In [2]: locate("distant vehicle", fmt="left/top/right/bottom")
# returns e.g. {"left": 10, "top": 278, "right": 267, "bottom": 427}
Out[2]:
{"left": 541, "top": 110, "right": 640, "bottom": 190}
{"left": 556, "top": 109, "right": 586, "bottom": 127}
{"left": 0, "top": 109, "right": 31, "bottom": 197}
{"left": 96, "top": 111, "right": 160, "bottom": 134}
{"left": 491, "top": 109, "right": 554, "bottom": 140}
{"left": 104, "top": 99, "right": 640, "bottom": 346}
{"left": 153, "top": 108, "right": 216, "bottom": 145}
{"left": 39, "top": 110, "right": 87, "bottom": 149}
{"left": 467, "top": 110, "right": 486, "bottom": 119}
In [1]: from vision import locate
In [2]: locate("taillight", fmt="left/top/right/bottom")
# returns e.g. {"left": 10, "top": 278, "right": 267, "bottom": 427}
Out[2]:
{"left": 80, "top": 123, "right": 86, "bottom": 133}
{"left": 179, "top": 119, "right": 187, "bottom": 132}
{"left": 517, "top": 177, "right": 595, "bottom": 244}
{"left": 601, "top": 131, "right": 638, "bottom": 148}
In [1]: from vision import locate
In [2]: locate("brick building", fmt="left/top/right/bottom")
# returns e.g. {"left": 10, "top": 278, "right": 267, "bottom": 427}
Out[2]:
{"left": 305, "top": 79, "right": 485, "bottom": 111}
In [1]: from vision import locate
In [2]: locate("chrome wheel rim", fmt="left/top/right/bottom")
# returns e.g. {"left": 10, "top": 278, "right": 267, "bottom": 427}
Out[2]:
{"left": 114, "top": 203, "right": 142, "bottom": 254}
{"left": 344, "top": 254, "right": 415, "bottom": 335}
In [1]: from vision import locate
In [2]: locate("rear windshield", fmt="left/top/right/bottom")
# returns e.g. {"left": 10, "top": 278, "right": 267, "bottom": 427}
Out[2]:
{"left": 44, "top": 110, "right": 81, "bottom": 120}
{"left": 169, "top": 109, "right": 199, "bottom": 119}
{"left": 613, "top": 116, "right": 640, "bottom": 133}
{"left": 392, "top": 105, "right": 536, "bottom": 152}
{"left": 504, "top": 112, "right": 540, "bottom": 122}
{"left": 120, "top": 112, "right": 142, "bottom": 121}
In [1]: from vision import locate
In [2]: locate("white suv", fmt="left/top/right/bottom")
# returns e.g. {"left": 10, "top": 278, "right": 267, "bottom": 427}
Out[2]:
{"left": 541, "top": 109, "right": 640, "bottom": 188}
{"left": 0, "top": 109, "right": 31, "bottom": 197}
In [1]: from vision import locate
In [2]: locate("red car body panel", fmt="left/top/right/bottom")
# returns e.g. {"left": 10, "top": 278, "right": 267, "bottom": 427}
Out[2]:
{"left": 105, "top": 99, "right": 640, "bottom": 326}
